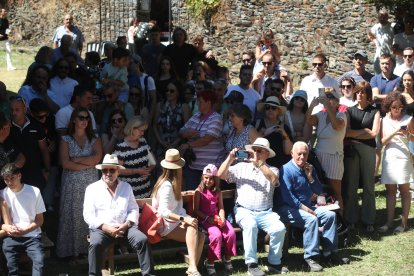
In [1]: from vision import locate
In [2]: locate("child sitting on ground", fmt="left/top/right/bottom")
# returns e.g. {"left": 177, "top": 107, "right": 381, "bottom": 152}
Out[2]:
{"left": 193, "top": 164, "right": 236, "bottom": 276}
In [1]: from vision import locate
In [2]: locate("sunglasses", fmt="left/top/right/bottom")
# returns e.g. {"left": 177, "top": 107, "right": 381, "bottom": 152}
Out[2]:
{"left": 270, "top": 87, "right": 282, "bottom": 91}
{"left": 294, "top": 97, "right": 306, "bottom": 102}
{"left": 166, "top": 89, "right": 176, "bottom": 94}
{"left": 252, "top": 147, "right": 265, "bottom": 153}
{"left": 34, "top": 113, "right": 48, "bottom": 120}
{"left": 262, "top": 61, "right": 273, "bottom": 66}
{"left": 312, "top": 63, "right": 324, "bottom": 67}
{"left": 341, "top": 85, "right": 353, "bottom": 89}
{"left": 129, "top": 93, "right": 140, "bottom": 98}
{"left": 226, "top": 100, "right": 234, "bottom": 105}
{"left": 112, "top": 118, "right": 123, "bottom": 124}
{"left": 102, "top": 168, "right": 116, "bottom": 174}
{"left": 403, "top": 55, "right": 413, "bottom": 59}
{"left": 326, "top": 94, "right": 336, "bottom": 99}
{"left": 242, "top": 58, "right": 252, "bottom": 63}
{"left": 265, "top": 105, "right": 278, "bottom": 111}
{"left": 105, "top": 94, "right": 114, "bottom": 99}
{"left": 78, "top": 115, "right": 89, "bottom": 121}
{"left": 391, "top": 106, "right": 404, "bottom": 111}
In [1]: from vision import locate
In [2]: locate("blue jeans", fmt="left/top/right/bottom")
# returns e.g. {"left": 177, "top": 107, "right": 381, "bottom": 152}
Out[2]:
{"left": 277, "top": 205, "right": 337, "bottom": 259}
{"left": 2, "top": 236, "right": 44, "bottom": 276}
{"left": 234, "top": 206, "right": 286, "bottom": 265}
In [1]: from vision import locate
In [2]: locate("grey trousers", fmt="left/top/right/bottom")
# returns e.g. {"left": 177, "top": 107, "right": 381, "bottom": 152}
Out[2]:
{"left": 343, "top": 143, "right": 376, "bottom": 225}
{"left": 88, "top": 227, "right": 155, "bottom": 276}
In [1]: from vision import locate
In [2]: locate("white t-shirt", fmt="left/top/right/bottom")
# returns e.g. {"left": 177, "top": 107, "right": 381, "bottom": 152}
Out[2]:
{"left": 299, "top": 74, "right": 340, "bottom": 114}
{"left": 55, "top": 104, "right": 97, "bottom": 131}
{"left": 2, "top": 184, "right": 46, "bottom": 237}
{"left": 370, "top": 22, "right": 395, "bottom": 59}
{"left": 225, "top": 85, "right": 260, "bottom": 117}
{"left": 315, "top": 111, "right": 347, "bottom": 154}
{"left": 393, "top": 63, "right": 414, "bottom": 77}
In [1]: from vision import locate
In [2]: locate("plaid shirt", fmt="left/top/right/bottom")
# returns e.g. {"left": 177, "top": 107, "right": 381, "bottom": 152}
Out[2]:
{"left": 227, "top": 162, "right": 278, "bottom": 211}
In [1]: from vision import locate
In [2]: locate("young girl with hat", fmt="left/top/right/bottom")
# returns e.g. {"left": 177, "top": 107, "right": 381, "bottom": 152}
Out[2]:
{"left": 151, "top": 149, "right": 205, "bottom": 276}
{"left": 193, "top": 164, "right": 236, "bottom": 275}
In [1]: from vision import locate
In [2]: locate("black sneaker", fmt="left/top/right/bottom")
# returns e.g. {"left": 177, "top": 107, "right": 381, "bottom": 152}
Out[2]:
{"left": 264, "top": 262, "right": 289, "bottom": 274}
{"left": 305, "top": 258, "right": 323, "bottom": 272}
{"left": 247, "top": 263, "right": 265, "bottom": 276}
{"left": 324, "top": 253, "right": 350, "bottom": 266}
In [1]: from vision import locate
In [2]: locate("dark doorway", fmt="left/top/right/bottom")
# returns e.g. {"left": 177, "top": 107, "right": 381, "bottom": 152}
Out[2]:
{"left": 150, "top": 0, "right": 170, "bottom": 31}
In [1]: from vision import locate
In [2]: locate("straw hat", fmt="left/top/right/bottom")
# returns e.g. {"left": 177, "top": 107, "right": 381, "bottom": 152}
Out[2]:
{"left": 257, "top": 96, "right": 287, "bottom": 113}
{"left": 161, "top": 149, "right": 185, "bottom": 170}
{"left": 95, "top": 154, "right": 126, "bottom": 170}
{"left": 245, "top": 137, "right": 276, "bottom": 158}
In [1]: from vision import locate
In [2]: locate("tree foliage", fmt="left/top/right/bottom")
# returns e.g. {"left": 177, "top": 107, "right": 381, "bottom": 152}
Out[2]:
{"left": 185, "top": 0, "right": 221, "bottom": 18}
{"left": 366, "top": 0, "right": 413, "bottom": 14}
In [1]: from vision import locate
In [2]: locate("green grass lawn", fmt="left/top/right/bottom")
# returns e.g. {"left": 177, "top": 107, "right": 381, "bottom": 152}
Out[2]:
{"left": 0, "top": 47, "right": 36, "bottom": 94}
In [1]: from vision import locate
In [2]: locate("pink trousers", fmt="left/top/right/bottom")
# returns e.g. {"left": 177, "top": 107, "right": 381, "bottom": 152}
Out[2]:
{"left": 202, "top": 220, "right": 237, "bottom": 261}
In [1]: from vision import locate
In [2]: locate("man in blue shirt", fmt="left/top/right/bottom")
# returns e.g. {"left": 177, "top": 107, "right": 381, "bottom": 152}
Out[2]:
{"left": 276, "top": 142, "right": 349, "bottom": 272}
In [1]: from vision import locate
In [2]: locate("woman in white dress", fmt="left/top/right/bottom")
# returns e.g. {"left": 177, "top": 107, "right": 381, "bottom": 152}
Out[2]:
{"left": 379, "top": 91, "right": 414, "bottom": 233}
{"left": 151, "top": 149, "right": 205, "bottom": 276}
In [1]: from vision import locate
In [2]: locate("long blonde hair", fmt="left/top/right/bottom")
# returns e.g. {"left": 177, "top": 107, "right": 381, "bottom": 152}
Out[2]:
{"left": 151, "top": 168, "right": 183, "bottom": 201}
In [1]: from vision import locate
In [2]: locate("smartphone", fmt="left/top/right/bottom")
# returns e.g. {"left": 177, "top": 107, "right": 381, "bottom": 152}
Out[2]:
{"left": 235, "top": 150, "right": 250, "bottom": 160}
{"left": 400, "top": 125, "right": 407, "bottom": 130}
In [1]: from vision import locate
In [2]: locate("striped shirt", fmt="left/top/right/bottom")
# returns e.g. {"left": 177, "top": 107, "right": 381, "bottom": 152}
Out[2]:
{"left": 113, "top": 138, "right": 152, "bottom": 198}
{"left": 180, "top": 112, "right": 225, "bottom": 170}
{"left": 227, "top": 162, "right": 279, "bottom": 211}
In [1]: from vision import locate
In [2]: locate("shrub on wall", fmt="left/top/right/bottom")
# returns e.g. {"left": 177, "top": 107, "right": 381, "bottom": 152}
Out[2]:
{"left": 185, "top": 0, "right": 221, "bottom": 18}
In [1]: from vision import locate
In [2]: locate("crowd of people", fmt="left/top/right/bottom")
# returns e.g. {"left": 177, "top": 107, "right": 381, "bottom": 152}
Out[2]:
{"left": 0, "top": 7, "right": 413, "bottom": 276}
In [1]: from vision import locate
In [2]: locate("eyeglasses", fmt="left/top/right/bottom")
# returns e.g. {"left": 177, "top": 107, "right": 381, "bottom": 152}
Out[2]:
{"left": 102, "top": 168, "right": 116, "bottom": 174}
{"left": 312, "top": 62, "right": 324, "bottom": 67}
{"left": 270, "top": 87, "right": 282, "bottom": 92}
{"left": 265, "top": 105, "right": 278, "bottom": 111}
{"left": 166, "top": 89, "right": 176, "bottom": 94}
{"left": 242, "top": 58, "right": 253, "bottom": 63}
{"left": 77, "top": 115, "right": 89, "bottom": 121}
{"left": 391, "top": 106, "right": 404, "bottom": 111}
{"left": 262, "top": 61, "right": 273, "bottom": 66}
{"left": 403, "top": 55, "right": 413, "bottom": 59}
{"left": 112, "top": 118, "right": 123, "bottom": 124}
{"left": 341, "top": 85, "right": 353, "bottom": 89}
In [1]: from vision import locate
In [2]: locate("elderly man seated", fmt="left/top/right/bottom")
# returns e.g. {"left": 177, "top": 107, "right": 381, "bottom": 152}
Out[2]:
{"left": 275, "top": 142, "right": 349, "bottom": 272}
{"left": 218, "top": 138, "right": 288, "bottom": 276}
{"left": 83, "top": 154, "right": 155, "bottom": 276}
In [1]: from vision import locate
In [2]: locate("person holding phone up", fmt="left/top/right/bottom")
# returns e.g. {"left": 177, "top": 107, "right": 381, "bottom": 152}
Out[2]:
{"left": 378, "top": 91, "right": 414, "bottom": 234}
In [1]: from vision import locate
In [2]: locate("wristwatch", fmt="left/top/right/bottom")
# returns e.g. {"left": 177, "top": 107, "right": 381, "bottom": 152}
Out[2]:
{"left": 179, "top": 216, "right": 184, "bottom": 222}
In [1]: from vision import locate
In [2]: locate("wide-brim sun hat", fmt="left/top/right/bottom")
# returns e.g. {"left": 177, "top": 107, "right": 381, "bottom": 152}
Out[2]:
{"left": 96, "top": 154, "right": 126, "bottom": 170}
{"left": 161, "top": 149, "right": 185, "bottom": 170}
{"left": 245, "top": 137, "right": 276, "bottom": 158}
{"left": 257, "top": 96, "right": 287, "bottom": 114}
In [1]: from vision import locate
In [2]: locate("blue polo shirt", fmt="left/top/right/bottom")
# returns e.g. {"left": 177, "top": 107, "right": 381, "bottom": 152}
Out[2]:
{"left": 370, "top": 73, "right": 400, "bottom": 95}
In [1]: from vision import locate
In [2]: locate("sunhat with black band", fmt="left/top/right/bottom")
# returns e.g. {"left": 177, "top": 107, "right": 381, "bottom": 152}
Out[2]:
{"left": 245, "top": 137, "right": 276, "bottom": 158}
{"left": 161, "top": 149, "right": 186, "bottom": 170}
{"left": 96, "top": 154, "right": 126, "bottom": 170}
{"left": 257, "top": 96, "right": 287, "bottom": 114}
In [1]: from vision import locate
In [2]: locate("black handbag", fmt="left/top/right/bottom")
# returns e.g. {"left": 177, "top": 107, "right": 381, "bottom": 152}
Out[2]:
{"left": 183, "top": 147, "right": 196, "bottom": 165}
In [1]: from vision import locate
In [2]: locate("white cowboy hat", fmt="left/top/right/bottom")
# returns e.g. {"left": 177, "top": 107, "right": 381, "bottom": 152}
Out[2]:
{"left": 161, "top": 149, "right": 185, "bottom": 170}
{"left": 96, "top": 154, "right": 126, "bottom": 170}
{"left": 245, "top": 137, "right": 276, "bottom": 158}
{"left": 257, "top": 96, "right": 287, "bottom": 114}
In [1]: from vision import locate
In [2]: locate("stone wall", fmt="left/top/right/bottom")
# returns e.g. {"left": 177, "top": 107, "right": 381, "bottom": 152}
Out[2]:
{"left": 6, "top": 0, "right": 379, "bottom": 83}
{"left": 171, "top": 0, "right": 379, "bottom": 82}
